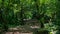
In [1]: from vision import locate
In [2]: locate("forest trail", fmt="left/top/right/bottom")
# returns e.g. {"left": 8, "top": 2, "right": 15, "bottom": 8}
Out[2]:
{"left": 3, "top": 25, "right": 39, "bottom": 34}
{"left": 5, "top": 32, "right": 33, "bottom": 34}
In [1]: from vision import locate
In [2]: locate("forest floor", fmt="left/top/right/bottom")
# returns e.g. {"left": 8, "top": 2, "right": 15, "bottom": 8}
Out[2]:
{"left": 2, "top": 25, "right": 40, "bottom": 34}
{"left": 5, "top": 32, "right": 33, "bottom": 34}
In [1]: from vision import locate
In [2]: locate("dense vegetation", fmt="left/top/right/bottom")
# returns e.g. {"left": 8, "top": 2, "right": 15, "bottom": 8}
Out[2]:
{"left": 0, "top": 0, "right": 60, "bottom": 34}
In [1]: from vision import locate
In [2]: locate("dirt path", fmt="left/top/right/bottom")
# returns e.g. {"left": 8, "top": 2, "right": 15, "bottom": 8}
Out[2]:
{"left": 5, "top": 32, "right": 33, "bottom": 34}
